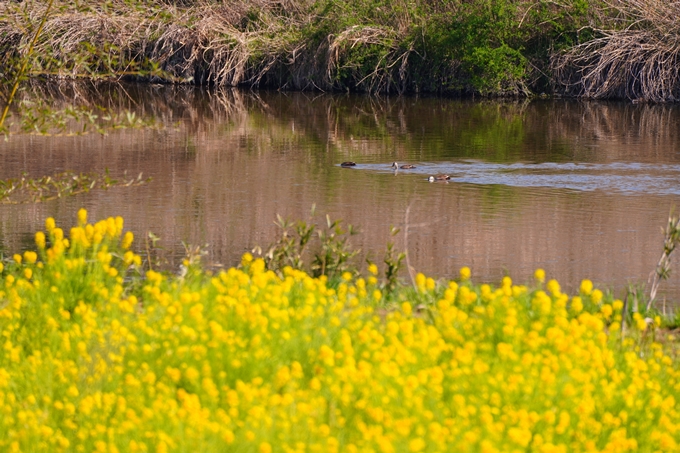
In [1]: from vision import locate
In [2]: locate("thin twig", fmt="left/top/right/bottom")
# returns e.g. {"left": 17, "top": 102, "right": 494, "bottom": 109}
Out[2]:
{"left": 403, "top": 203, "right": 416, "bottom": 290}
{"left": 0, "top": 0, "right": 54, "bottom": 128}
{"left": 620, "top": 291, "right": 628, "bottom": 345}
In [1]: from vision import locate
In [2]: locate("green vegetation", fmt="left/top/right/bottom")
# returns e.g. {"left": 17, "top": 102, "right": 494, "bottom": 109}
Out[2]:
{"left": 0, "top": 171, "right": 150, "bottom": 205}
{"left": 255, "top": 210, "right": 360, "bottom": 283}
{"left": 1, "top": 0, "right": 679, "bottom": 102}
{"left": 0, "top": 210, "right": 679, "bottom": 452}
{"left": 0, "top": 1, "right": 160, "bottom": 136}
{"left": 647, "top": 211, "right": 680, "bottom": 310}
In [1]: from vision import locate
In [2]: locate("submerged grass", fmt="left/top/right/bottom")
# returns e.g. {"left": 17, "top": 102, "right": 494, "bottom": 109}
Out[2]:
{"left": 2, "top": 0, "right": 678, "bottom": 100}
{"left": 0, "top": 171, "right": 151, "bottom": 204}
{"left": 1, "top": 210, "right": 679, "bottom": 452}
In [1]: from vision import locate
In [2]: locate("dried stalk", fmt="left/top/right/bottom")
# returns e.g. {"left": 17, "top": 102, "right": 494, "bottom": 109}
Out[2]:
{"left": 0, "top": 0, "right": 54, "bottom": 129}
{"left": 0, "top": 171, "right": 150, "bottom": 204}
{"left": 552, "top": 0, "right": 680, "bottom": 102}
{"left": 646, "top": 211, "right": 680, "bottom": 310}
{"left": 0, "top": 1, "right": 416, "bottom": 94}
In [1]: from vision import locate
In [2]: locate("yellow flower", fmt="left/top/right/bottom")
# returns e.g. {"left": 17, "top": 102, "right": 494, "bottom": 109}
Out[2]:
{"left": 45, "top": 217, "right": 56, "bottom": 232}
{"left": 222, "top": 430, "right": 235, "bottom": 444}
{"left": 460, "top": 266, "right": 471, "bottom": 281}
{"left": 635, "top": 315, "right": 648, "bottom": 331}
{"left": 35, "top": 231, "right": 46, "bottom": 249}
{"left": 579, "top": 279, "right": 593, "bottom": 295}
{"left": 416, "top": 272, "right": 427, "bottom": 291}
{"left": 409, "top": 438, "right": 426, "bottom": 452}
{"left": 53, "top": 227, "right": 64, "bottom": 241}
{"left": 241, "top": 252, "right": 253, "bottom": 266}
{"left": 534, "top": 268, "right": 546, "bottom": 283}
{"left": 368, "top": 263, "right": 378, "bottom": 275}
{"left": 546, "top": 279, "right": 561, "bottom": 296}
{"left": 23, "top": 251, "right": 37, "bottom": 264}
{"left": 77, "top": 208, "right": 88, "bottom": 225}
{"left": 121, "top": 231, "right": 134, "bottom": 250}
{"left": 13, "top": 254, "right": 22, "bottom": 264}
{"left": 5, "top": 211, "right": 680, "bottom": 453}
{"left": 592, "top": 288, "right": 603, "bottom": 304}
{"left": 426, "top": 277, "right": 436, "bottom": 291}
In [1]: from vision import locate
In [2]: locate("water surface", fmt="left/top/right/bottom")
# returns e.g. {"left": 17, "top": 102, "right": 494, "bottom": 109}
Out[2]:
{"left": 2, "top": 83, "right": 680, "bottom": 302}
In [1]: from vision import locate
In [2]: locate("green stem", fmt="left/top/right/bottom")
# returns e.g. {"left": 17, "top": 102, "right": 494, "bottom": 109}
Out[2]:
{"left": 0, "top": 0, "right": 54, "bottom": 129}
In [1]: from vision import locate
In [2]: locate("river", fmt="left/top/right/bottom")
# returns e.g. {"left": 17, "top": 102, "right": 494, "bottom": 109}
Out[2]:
{"left": 2, "top": 82, "right": 680, "bottom": 303}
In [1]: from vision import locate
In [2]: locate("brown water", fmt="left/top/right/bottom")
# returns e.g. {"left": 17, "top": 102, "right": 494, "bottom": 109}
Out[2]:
{"left": 2, "top": 82, "right": 680, "bottom": 302}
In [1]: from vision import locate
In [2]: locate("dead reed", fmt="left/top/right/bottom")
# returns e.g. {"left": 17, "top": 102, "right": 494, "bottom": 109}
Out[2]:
{"left": 3, "top": 0, "right": 680, "bottom": 100}
{"left": 552, "top": 0, "right": 680, "bottom": 102}
{"left": 0, "top": 0, "right": 505, "bottom": 95}
{"left": 647, "top": 210, "right": 680, "bottom": 309}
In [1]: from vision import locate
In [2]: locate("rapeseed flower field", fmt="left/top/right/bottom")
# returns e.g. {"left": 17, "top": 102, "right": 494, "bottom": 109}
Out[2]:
{"left": 1, "top": 210, "right": 679, "bottom": 453}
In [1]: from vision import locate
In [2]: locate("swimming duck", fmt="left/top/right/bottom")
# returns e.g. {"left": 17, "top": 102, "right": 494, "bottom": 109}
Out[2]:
{"left": 340, "top": 161, "right": 356, "bottom": 167}
{"left": 391, "top": 162, "right": 416, "bottom": 169}
{"left": 428, "top": 174, "right": 451, "bottom": 182}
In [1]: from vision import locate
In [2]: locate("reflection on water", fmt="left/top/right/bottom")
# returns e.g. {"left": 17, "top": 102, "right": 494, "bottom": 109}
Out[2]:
{"left": 2, "top": 82, "right": 680, "bottom": 301}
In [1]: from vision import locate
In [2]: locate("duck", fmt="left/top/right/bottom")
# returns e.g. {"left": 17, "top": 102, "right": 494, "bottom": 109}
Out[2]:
{"left": 391, "top": 162, "right": 416, "bottom": 169}
{"left": 340, "top": 161, "right": 356, "bottom": 167}
{"left": 428, "top": 174, "right": 451, "bottom": 182}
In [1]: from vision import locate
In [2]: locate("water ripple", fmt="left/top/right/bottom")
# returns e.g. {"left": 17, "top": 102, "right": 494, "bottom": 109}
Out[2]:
{"left": 357, "top": 161, "right": 680, "bottom": 196}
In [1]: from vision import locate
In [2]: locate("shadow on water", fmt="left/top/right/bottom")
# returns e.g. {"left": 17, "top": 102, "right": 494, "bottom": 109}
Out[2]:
{"left": 2, "top": 80, "right": 680, "bottom": 301}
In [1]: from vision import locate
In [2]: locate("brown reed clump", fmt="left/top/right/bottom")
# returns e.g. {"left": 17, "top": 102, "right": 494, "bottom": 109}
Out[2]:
{"left": 0, "top": 0, "right": 415, "bottom": 92}
{"left": 0, "top": 0, "right": 500, "bottom": 95}
{"left": 552, "top": 0, "right": 680, "bottom": 102}
{"left": 0, "top": 1, "right": 308, "bottom": 85}
{"left": 4, "top": 0, "right": 680, "bottom": 100}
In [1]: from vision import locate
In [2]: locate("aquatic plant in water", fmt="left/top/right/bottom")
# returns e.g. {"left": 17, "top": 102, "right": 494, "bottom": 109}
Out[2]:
{"left": 0, "top": 171, "right": 151, "bottom": 204}
{"left": 0, "top": 210, "right": 679, "bottom": 452}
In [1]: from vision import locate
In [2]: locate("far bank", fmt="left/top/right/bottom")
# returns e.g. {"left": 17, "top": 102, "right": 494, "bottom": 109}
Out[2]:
{"left": 1, "top": 0, "right": 679, "bottom": 102}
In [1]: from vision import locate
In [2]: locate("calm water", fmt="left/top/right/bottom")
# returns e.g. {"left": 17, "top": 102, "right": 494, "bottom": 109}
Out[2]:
{"left": 2, "top": 82, "right": 680, "bottom": 302}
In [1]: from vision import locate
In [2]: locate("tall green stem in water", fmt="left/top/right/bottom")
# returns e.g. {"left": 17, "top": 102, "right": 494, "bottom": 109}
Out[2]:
{"left": 0, "top": 0, "right": 54, "bottom": 129}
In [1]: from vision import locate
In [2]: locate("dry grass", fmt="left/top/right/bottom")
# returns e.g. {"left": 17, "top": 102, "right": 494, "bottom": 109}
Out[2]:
{"left": 0, "top": 1, "right": 313, "bottom": 85}
{"left": 0, "top": 0, "right": 426, "bottom": 94}
{"left": 3, "top": 0, "right": 680, "bottom": 100}
{"left": 552, "top": 0, "right": 680, "bottom": 102}
{"left": 327, "top": 25, "right": 413, "bottom": 93}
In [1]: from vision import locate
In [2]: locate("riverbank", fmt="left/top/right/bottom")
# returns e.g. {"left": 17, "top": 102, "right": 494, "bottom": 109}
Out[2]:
{"left": 1, "top": 0, "right": 679, "bottom": 102}
{"left": 0, "top": 210, "right": 679, "bottom": 451}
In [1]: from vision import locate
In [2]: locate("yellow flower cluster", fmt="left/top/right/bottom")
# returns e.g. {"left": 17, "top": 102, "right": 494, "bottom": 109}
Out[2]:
{"left": 0, "top": 212, "right": 679, "bottom": 452}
